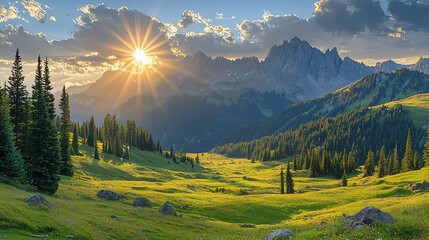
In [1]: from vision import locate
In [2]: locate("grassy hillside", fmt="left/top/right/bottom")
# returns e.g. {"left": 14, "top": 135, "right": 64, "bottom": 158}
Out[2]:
{"left": 376, "top": 93, "right": 429, "bottom": 127}
{"left": 1, "top": 143, "right": 429, "bottom": 239}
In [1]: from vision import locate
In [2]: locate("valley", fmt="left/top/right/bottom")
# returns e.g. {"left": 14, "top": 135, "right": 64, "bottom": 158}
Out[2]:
{"left": 1, "top": 144, "right": 429, "bottom": 239}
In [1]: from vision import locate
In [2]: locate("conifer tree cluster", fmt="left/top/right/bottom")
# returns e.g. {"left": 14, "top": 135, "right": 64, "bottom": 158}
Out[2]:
{"left": 164, "top": 146, "right": 199, "bottom": 167}
{"left": 0, "top": 50, "right": 71, "bottom": 194}
{"left": 279, "top": 163, "right": 294, "bottom": 194}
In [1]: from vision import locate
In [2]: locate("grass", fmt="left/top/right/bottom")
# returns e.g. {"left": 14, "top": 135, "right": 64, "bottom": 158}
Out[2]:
{"left": 375, "top": 93, "right": 429, "bottom": 127}
{"left": 1, "top": 144, "right": 429, "bottom": 239}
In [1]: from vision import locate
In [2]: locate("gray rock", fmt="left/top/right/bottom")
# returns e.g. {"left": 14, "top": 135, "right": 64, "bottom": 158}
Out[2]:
{"left": 97, "top": 190, "right": 123, "bottom": 200}
{"left": 26, "top": 195, "right": 51, "bottom": 208}
{"left": 132, "top": 197, "right": 152, "bottom": 207}
{"left": 159, "top": 202, "right": 177, "bottom": 216}
{"left": 110, "top": 215, "right": 122, "bottom": 221}
{"left": 344, "top": 206, "right": 395, "bottom": 229}
{"left": 420, "top": 180, "right": 429, "bottom": 191}
{"left": 412, "top": 183, "right": 422, "bottom": 191}
{"left": 29, "top": 234, "right": 48, "bottom": 238}
{"left": 265, "top": 229, "right": 293, "bottom": 240}
{"left": 65, "top": 234, "right": 77, "bottom": 238}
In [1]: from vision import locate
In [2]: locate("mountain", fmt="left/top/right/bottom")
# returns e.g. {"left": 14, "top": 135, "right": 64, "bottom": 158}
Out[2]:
{"left": 223, "top": 69, "right": 429, "bottom": 144}
{"left": 375, "top": 60, "right": 405, "bottom": 72}
{"left": 180, "top": 37, "right": 373, "bottom": 101}
{"left": 409, "top": 57, "right": 429, "bottom": 74}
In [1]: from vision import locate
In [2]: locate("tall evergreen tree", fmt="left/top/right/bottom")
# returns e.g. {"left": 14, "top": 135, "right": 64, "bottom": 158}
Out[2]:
{"left": 0, "top": 88, "right": 25, "bottom": 179}
{"left": 364, "top": 150, "right": 375, "bottom": 176}
{"left": 59, "top": 86, "right": 73, "bottom": 176}
{"left": 285, "top": 162, "right": 294, "bottom": 194}
{"left": 413, "top": 152, "right": 420, "bottom": 170}
{"left": 94, "top": 140, "right": 100, "bottom": 160}
{"left": 6, "top": 49, "right": 30, "bottom": 160}
{"left": 280, "top": 168, "right": 285, "bottom": 194}
{"left": 42, "top": 58, "right": 55, "bottom": 119}
{"left": 377, "top": 146, "right": 386, "bottom": 178}
{"left": 29, "top": 56, "right": 60, "bottom": 194}
{"left": 423, "top": 127, "right": 429, "bottom": 167}
{"left": 341, "top": 170, "right": 348, "bottom": 187}
{"left": 393, "top": 145, "right": 400, "bottom": 174}
{"left": 72, "top": 124, "right": 79, "bottom": 155}
{"left": 87, "top": 116, "right": 95, "bottom": 147}
{"left": 402, "top": 129, "right": 414, "bottom": 172}
{"left": 195, "top": 154, "right": 200, "bottom": 164}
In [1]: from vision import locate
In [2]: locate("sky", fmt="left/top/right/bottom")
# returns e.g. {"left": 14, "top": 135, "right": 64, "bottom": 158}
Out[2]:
{"left": 1, "top": 0, "right": 429, "bottom": 90}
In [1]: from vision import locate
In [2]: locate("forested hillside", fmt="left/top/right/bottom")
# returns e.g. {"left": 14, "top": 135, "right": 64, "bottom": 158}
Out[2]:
{"left": 223, "top": 69, "right": 429, "bottom": 144}
{"left": 212, "top": 106, "right": 425, "bottom": 175}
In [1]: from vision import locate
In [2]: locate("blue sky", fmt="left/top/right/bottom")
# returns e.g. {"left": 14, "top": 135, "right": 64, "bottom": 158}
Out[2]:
{"left": 0, "top": 0, "right": 428, "bottom": 89}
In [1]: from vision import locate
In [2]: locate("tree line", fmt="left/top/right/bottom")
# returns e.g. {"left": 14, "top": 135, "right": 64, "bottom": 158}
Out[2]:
{"left": 214, "top": 106, "right": 429, "bottom": 179}
{"left": 0, "top": 49, "right": 72, "bottom": 194}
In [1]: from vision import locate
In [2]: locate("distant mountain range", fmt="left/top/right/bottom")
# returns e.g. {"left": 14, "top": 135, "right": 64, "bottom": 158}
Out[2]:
{"left": 65, "top": 37, "right": 429, "bottom": 151}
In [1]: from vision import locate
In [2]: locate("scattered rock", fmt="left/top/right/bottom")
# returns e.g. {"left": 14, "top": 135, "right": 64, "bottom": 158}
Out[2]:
{"left": 159, "top": 202, "right": 177, "bottom": 216}
{"left": 132, "top": 197, "right": 152, "bottom": 207}
{"left": 179, "top": 214, "right": 183, "bottom": 218}
{"left": 195, "top": 222, "right": 203, "bottom": 226}
{"left": 110, "top": 215, "right": 122, "bottom": 221}
{"left": 320, "top": 221, "right": 328, "bottom": 226}
{"left": 412, "top": 183, "right": 422, "bottom": 191}
{"left": 30, "top": 234, "right": 48, "bottom": 238}
{"left": 26, "top": 195, "right": 51, "bottom": 208}
{"left": 420, "top": 180, "right": 429, "bottom": 191}
{"left": 97, "top": 190, "right": 123, "bottom": 200}
{"left": 265, "top": 229, "right": 293, "bottom": 240}
{"left": 344, "top": 206, "right": 395, "bottom": 229}
{"left": 181, "top": 204, "right": 190, "bottom": 210}
{"left": 65, "top": 234, "right": 77, "bottom": 238}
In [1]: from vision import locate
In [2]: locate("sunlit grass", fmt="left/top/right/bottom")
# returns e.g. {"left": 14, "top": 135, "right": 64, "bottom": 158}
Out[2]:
{"left": 0, "top": 144, "right": 429, "bottom": 239}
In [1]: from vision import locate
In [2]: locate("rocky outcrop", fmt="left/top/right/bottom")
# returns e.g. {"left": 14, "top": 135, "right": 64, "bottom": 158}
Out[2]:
{"left": 26, "top": 195, "right": 51, "bottom": 208}
{"left": 409, "top": 57, "right": 429, "bottom": 74}
{"left": 265, "top": 229, "right": 293, "bottom": 240}
{"left": 344, "top": 206, "right": 395, "bottom": 229}
{"left": 132, "top": 197, "right": 152, "bottom": 207}
{"left": 97, "top": 190, "right": 123, "bottom": 200}
{"left": 410, "top": 180, "right": 429, "bottom": 191}
{"left": 159, "top": 202, "right": 177, "bottom": 216}
{"left": 375, "top": 60, "right": 404, "bottom": 73}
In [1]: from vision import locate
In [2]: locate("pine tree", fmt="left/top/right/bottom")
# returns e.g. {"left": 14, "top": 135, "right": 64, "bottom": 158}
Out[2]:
{"left": 280, "top": 168, "right": 285, "bottom": 194}
{"left": 6, "top": 49, "right": 30, "bottom": 160}
{"left": 423, "top": 127, "right": 429, "bottom": 167}
{"left": 87, "top": 116, "right": 95, "bottom": 147}
{"left": 413, "top": 152, "right": 420, "bottom": 170}
{"left": 72, "top": 124, "right": 79, "bottom": 155}
{"left": 341, "top": 170, "right": 348, "bottom": 187}
{"left": 42, "top": 58, "right": 55, "bottom": 119}
{"left": 195, "top": 154, "right": 200, "bottom": 164}
{"left": 59, "top": 86, "right": 73, "bottom": 176}
{"left": 285, "top": 162, "right": 294, "bottom": 194}
{"left": 364, "top": 150, "right": 375, "bottom": 176}
{"left": 393, "top": 145, "right": 400, "bottom": 174}
{"left": 377, "top": 146, "right": 386, "bottom": 178}
{"left": 402, "top": 129, "right": 414, "bottom": 172}
{"left": 94, "top": 140, "right": 100, "bottom": 160}
{"left": 0, "top": 88, "right": 25, "bottom": 179}
{"left": 29, "top": 56, "right": 60, "bottom": 194}
{"left": 292, "top": 156, "right": 297, "bottom": 171}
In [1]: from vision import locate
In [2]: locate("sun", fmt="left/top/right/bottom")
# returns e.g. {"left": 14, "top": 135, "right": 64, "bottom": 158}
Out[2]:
{"left": 133, "top": 49, "right": 152, "bottom": 65}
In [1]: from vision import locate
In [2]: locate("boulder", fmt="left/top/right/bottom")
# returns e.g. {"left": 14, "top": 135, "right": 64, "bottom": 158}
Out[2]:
{"left": 412, "top": 183, "right": 422, "bottom": 191}
{"left": 420, "top": 180, "right": 429, "bottom": 191}
{"left": 344, "top": 206, "right": 395, "bottom": 229}
{"left": 159, "top": 202, "right": 177, "bottom": 216}
{"left": 26, "top": 195, "right": 51, "bottom": 208}
{"left": 132, "top": 197, "right": 152, "bottom": 207}
{"left": 265, "top": 229, "right": 293, "bottom": 240}
{"left": 110, "top": 215, "right": 122, "bottom": 221}
{"left": 97, "top": 190, "right": 123, "bottom": 200}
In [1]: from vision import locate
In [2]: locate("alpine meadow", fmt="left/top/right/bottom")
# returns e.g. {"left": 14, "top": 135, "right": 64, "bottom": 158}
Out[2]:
{"left": 2, "top": 1, "right": 429, "bottom": 240}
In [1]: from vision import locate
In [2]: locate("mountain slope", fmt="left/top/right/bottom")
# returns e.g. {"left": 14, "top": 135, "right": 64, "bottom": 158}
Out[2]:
{"left": 223, "top": 69, "right": 429, "bottom": 144}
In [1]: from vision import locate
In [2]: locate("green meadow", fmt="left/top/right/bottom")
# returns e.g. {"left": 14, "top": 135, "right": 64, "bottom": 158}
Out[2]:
{"left": 1, "top": 142, "right": 429, "bottom": 239}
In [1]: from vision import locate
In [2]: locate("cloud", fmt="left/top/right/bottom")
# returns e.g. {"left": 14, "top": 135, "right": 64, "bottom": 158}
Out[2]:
{"left": 178, "top": 10, "right": 210, "bottom": 28}
{"left": 313, "top": 0, "right": 388, "bottom": 35}
{"left": 0, "top": 4, "right": 19, "bottom": 22}
{"left": 388, "top": 0, "right": 429, "bottom": 32}
{"left": 215, "top": 12, "right": 236, "bottom": 20}
{"left": 21, "top": 0, "right": 47, "bottom": 23}
{"left": 49, "top": 15, "right": 56, "bottom": 22}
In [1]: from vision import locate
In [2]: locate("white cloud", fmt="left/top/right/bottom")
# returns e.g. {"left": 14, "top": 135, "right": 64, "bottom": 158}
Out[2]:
{"left": 0, "top": 4, "right": 19, "bottom": 22}
{"left": 21, "top": 0, "right": 47, "bottom": 23}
